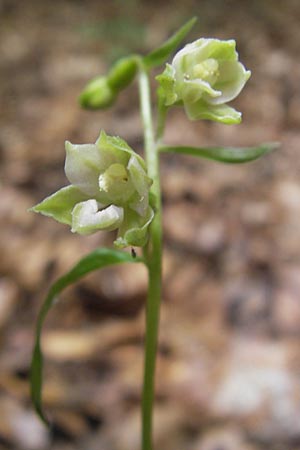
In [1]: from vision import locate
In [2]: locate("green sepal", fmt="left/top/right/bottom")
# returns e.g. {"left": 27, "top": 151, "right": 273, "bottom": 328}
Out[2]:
{"left": 30, "top": 185, "right": 89, "bottom": 226}
{"left": 114, "top": 207, "right": 154, "bottom": 248}
{"left": 107, "top": 55, "right": 138, "bottom": 91}
{"left": 185, "top": 101, "right": 242, "bottom": 124}
{"left": 143, "top": 17, "right": 197, "bottom": 68}
{"left": 96, "top": 130, "right": 147, "bottom": 171}
{"left": 156, "top": 63, "right": 178, "bottom": 106}
{"left": 30, "top": 248, "right": 144, "bottom": 425}
{"left": 159, "top": 142, "right": 279, "bottom": 164}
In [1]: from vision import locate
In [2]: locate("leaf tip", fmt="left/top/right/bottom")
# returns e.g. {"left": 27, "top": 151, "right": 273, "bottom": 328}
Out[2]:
{"left": 189, "top": 16, "right": 198, "bottom": 26}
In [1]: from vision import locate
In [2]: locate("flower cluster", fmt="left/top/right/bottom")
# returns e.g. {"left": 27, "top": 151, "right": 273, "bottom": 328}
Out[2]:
{"left": 31, "top": 131, "right": 153, "bottom": 248}
{"left": 157, "top": 38, "right": 251, "bottom": 124}
{"left": 32, "top": 38, "right": 251, "bottom": 249}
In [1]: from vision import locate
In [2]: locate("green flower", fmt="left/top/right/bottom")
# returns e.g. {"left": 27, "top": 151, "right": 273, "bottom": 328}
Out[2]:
{"left": 157, "top": 38, "right": 251, "bottom": 124}
{"left": 31, "top": 131, "right": 154, "bottom": 248}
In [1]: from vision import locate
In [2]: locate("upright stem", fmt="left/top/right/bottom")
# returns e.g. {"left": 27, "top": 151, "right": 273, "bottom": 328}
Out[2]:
{"left": 156, "top": 101, "right": 168, "bottom": 142}
{"left": 138, "top": 63, "right": 163, "bottom": 450}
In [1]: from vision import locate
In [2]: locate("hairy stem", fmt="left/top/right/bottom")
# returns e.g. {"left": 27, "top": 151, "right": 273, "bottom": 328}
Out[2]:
{"left": 138, "top": 62, "right": 163, "bottom": 450}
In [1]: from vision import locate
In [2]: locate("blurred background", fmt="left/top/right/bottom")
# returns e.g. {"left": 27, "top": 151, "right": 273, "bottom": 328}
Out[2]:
{"left": 1, "top": 0, "right": 300, "bottom": 449}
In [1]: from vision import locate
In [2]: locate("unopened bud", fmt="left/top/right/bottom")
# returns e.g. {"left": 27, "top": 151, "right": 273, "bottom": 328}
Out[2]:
{"left": 79, "top": 76, "right": 116, "bottom": 110}
{"left": 107, "top": 56, "right": 137, "bottom": 91}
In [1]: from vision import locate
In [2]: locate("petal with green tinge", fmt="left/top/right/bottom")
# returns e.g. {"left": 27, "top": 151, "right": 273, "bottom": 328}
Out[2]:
{"left": 206, "top": 61, "right": 251, "bottom": 105}
{"left": 65, "top": 141, "right": 107, "bottom": 197}
{"left": 181, "top": 79, "right": 221, "bottom": 103}
{"left": 71, "top": 200, "right": 124, "bottom": 235}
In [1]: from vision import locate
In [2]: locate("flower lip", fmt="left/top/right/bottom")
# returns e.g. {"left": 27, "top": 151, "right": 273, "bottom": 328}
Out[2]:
{"left": 71, "top": 200, "right": 124, "bottom": 235}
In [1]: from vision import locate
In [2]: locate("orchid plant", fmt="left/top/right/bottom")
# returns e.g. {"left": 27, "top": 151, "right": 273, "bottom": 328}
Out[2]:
{"left": 30, "top": 17, "right": 277, "bottom": 450}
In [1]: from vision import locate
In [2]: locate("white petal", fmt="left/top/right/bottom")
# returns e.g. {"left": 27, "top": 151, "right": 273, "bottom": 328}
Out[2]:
{"left": 65, "top": 140, "right": 122, "bottom": 200}
{"left": 65, "top": 142, "right": 102, "bottom": 197}
{"left": 127, "top": 155, "right": 151, "bottom": 196}
{"left": 71, "top": 199, "right": 123, "bottom": 235}
{"left": 128, "top": 155, "right": 152, "bottom": 216}
{"left": 205, "top": 61, "right": 251, "bottom": 105}
{"left": 172, "top": 39, "right": 210, "bottom": 77}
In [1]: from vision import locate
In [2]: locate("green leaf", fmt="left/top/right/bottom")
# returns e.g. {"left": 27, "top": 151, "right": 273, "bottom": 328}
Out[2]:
{"left": 31, "top": 248, "right": 144, "bottom": 425}
{"left": 143, "top": 17, "right": 197, "bottom": 68}
{"left": 159, "top": 142, "right": 279, "bottom": 164}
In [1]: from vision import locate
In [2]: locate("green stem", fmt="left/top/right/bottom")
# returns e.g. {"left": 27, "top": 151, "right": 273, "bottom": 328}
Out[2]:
{"left": 156, "top": 101, "right": 168, "bottom": 141}
{"left": 138, "top": 62, "right": 163, "bottom": 450}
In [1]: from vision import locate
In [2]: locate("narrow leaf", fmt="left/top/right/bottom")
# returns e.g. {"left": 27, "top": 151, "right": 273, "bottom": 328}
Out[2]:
{"left": 31, "top": 248, "right": 144, "bottom": 425}
{"left": 143, "top": 17, "right": 197, "bottom": 68}
{"left": 159, "top": 142, "right": 279, "bottom": 164}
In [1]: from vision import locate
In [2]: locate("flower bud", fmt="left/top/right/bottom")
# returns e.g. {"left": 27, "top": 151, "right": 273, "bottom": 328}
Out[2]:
{"left": 157, "top": 38, "right": 251, "bottom": 124}
{"left": 79, "top": 76, "right": 116, "bottom": 110}
{"left": 107, "top": 56, "right": 137, "bottom": 91}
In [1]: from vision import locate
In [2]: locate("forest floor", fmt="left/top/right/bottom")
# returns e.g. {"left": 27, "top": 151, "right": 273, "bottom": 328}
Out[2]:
{"left": 1, "top": 1, "right": 300, "bottom": 449}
